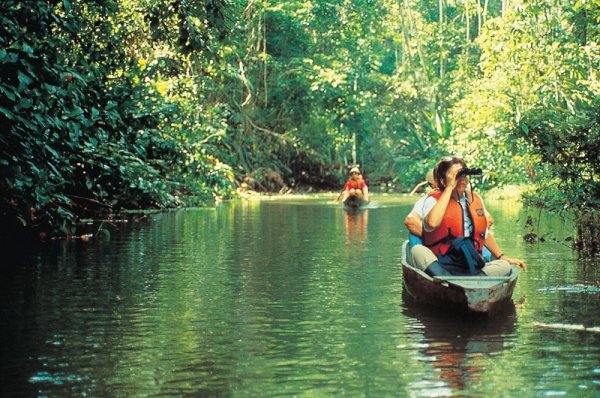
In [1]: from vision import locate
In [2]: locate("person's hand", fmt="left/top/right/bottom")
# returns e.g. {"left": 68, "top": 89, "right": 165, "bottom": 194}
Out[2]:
{"left": 404, "top": 213, "right": 422, "bottom": 236}
{"left": 502, "top": 256, "right": 526, "bottom": 271}
{"left": 445, "top": 164, "right": 462, "bottom": 191}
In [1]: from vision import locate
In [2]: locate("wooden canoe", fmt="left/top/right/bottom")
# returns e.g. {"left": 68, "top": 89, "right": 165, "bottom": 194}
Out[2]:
{"left": 343, "top": 195, "right": 367, "bottom": 210}
{"left": 401, "top": 241, "right": 519, "bottom": 314}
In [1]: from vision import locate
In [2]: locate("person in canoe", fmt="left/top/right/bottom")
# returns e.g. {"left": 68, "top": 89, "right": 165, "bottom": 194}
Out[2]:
{"left": 404, "top": 168, "right": 438, "bottom": 248}
{"left": 334, "top": 167, "right": 370, "bottom": 205}
{"left": 404, "top": 167, "right": 496, "bottom": 263}
{"left": 410, "top": 156, "right": 526, "bottom": 276}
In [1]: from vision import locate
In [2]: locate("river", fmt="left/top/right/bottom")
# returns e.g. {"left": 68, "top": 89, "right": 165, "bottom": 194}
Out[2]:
{"left": 1, "top": 194, "right": 599, "bottom": 397}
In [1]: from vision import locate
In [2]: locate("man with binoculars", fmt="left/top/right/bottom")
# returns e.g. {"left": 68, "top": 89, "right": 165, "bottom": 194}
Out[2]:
{"left": 410, "top": 156, "right": 526, "bottom": 277}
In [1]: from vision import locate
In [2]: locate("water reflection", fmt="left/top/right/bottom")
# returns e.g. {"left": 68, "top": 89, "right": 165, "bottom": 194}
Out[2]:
{"left": 344, "top": 209, "right": 369, "bottom": 243}
{"left": 1, "top": 196, "right": 599, "bottom": 397}
{"left": 342, "top": 210, "right": 369, "bottom": 269}
{"left": 403, "top": 301, "right": 517, "bottom": 396}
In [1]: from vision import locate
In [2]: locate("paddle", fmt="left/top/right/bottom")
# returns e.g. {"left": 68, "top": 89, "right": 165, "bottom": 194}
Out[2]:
{"left": 333, "top": 188, "right": 345, "bottom": 203}
{"left": 333, "top": 180, "right": 349, "bottom": 203}
{"left": 409, "top": 180, "right": 428, "bottom": 195}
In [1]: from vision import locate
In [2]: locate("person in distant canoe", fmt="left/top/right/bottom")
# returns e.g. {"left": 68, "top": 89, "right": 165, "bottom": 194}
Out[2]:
{"left": 334, "top": 167, "right": 369, "bottom": 204}
{"left": 411, "top": 156, "right": 526, "bottom": 276}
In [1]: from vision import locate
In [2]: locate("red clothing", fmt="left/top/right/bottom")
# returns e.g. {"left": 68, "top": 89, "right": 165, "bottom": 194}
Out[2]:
{"left": 344, "top": 178, "right": 366, "bottom": 191}
{"left": 422, "top": 191, "right": 487, "bottom": 256}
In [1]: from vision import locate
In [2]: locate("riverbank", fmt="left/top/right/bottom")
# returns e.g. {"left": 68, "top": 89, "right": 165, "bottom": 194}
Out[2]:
{"left": 484, "top": 184, "right": 530, "bottom": 201}
{"left": 1, "top": 184, "right": 532, "bottom": 248}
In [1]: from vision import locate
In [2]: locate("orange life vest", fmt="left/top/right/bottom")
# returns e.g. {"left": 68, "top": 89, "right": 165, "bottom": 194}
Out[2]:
{"left": 345, "top": 178, "right": 365, "bottom": 190}
{"left": 422, "top": 191, "right": 487, "bottom": 256}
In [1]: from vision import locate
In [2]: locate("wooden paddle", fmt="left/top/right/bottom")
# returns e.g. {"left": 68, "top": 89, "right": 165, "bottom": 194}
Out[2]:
{"left": 409, "top": 180, "right": 428, "bottom": 195}
{"left": 333, "top": 188, "right": 345, "bottom": 203}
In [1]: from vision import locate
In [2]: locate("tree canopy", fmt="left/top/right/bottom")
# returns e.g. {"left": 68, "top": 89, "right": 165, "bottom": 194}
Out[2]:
{"left": 1, "top": 0, "right": 598, "bottom": 247}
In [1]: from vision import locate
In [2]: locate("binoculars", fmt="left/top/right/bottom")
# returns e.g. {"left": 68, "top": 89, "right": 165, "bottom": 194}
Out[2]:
{"left": 457, "top": 167, "right": 483, "bottom": 177}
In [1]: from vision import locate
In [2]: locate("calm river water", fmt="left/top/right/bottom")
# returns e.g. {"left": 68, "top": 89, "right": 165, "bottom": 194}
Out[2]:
{"left": 1, "top": 194, "right": 599, "bottom": 397}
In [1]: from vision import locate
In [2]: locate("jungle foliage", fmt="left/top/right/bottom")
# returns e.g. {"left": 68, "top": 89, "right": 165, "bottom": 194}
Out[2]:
{"left": 1, "top": 0, "right": 598, "bottom": 248}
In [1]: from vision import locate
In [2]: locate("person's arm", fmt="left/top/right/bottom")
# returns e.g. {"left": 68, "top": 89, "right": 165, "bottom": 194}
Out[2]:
{"left": 333, "top": 181, "right": 350, "bottom": 203}
{"left": 404, "top": 211, "right": 423, "bottom": 236}
{"left": 424, "top": 164, "right": 460, "bottom": 230}
{"left": 424, "top": 188, "right": 452, "bottom": 230}
{"left": 483, "top": 231, "right": 501, "bottom": 259}
{"left": 484, "top": 208, "right": 494, "bottom": 227}
{"left": 484, "top": 232, "right": 527, "bottom": 271}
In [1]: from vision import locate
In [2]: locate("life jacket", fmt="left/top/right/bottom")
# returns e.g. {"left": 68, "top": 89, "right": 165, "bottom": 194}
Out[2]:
{"left": 345, "top": 178, "right": 365, "bottom": 190}
{"left": 422, "top": 190, "right": 487, "bottom": 256}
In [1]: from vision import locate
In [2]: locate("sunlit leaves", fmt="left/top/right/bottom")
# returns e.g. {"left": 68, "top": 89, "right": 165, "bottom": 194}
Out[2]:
{"left": 0, "top": 0, "right": 237, "bottom": 239}
{"left": 1, "top": 0, "right": 598, "bottom": 241}
{"left": 486, "top": 0, "right": 600, "bottom": 228}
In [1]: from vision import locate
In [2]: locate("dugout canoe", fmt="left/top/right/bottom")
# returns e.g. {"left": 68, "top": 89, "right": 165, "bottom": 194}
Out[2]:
{"left": 401, "top": 241, "right": 519, "bottom": 314}
{"left": 343, "top": 195, "right": 367, "bottom": 210}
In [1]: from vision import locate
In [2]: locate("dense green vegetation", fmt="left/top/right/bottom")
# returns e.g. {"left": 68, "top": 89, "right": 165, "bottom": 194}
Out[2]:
{"left": 1, "top": 0, "right": 598, "bottom": 250}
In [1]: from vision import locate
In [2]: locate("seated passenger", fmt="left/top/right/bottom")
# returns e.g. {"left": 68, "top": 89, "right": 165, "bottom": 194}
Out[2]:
{"left": 410, "top": 157, "right": 526, "bottom": 276}
{"left": 404, "top": 169, "right": 437, "bottom": 248}
{"left": 335, "top": 167, "right": 369, "bottom": 204}
{"left": 404, "top": 168, "right": 495, "bottom": 262}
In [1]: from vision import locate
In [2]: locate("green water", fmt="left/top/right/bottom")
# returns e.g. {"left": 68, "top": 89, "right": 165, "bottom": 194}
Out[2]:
{"left": 1, "top": 195, "right": 599, "bottom": 397}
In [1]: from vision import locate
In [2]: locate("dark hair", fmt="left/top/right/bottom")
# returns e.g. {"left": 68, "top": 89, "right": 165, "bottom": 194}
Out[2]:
{"left": 432, "top": 165, "right": 438, "bottom": 187}
{"left": 435, "top": 156, "right": 467, "bottom": 190}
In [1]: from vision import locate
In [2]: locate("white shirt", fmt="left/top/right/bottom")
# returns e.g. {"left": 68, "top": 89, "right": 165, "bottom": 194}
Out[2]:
{"left": 410, "top": 195, "right": 430, "bottom": 218}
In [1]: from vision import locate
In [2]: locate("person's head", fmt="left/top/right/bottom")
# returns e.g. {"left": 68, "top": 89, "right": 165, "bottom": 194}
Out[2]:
{"left": 434, "top": 156, "right": 467, "bottom": 191}
{"left": 349, "top": 167, "right": 360, "bottom": 178}
{"left": 425, "top": 168, "right": 438, "bottom": 190}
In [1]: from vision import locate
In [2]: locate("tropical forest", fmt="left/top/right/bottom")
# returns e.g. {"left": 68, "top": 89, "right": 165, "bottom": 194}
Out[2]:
{"left": 1, "top": 0, "right": 599, "bottom": 252}
{"left": 3, "top": 1, "right": 600, "bottom": 396}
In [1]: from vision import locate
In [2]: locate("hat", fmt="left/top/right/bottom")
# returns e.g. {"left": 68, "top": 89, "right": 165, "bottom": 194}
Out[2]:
{"left": 349, "top": 167, "right": 360, "bottom": 175}
{"left": 425, "top": 170, "right": 435, "bottom": 185}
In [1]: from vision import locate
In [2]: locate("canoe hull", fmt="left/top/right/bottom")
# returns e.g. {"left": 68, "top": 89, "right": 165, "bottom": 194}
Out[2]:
{"left": 401, "top": 241, "right": 518, "bottom": 314}
{"left": 343, "top": 195, "right": 366, "bottom": 210}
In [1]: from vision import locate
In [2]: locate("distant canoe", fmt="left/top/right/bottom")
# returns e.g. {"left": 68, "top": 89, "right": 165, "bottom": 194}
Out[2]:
{"left": 343, "top": 195, "right": 367, "bottom": 210}
{"left": 401, "top": 241, "right": 519, "bottom": 314}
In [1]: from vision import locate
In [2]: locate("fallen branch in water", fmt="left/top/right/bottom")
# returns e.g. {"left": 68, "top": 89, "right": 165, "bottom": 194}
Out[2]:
{"left": 67, "top": 195, "right": 112, "bottom": 208}
{"left": 533, "top": 322, "right": 600, "bottom": 334}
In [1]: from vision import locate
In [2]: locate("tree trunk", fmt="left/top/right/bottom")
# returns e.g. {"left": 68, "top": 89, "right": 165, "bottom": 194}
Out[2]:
{"left": 483, "top": 0, "right": 489, "bottom": 24}
{"left": 477, "top": 0, "right": 482, "bottom": 36}
{"left": 263, "top": 12, "right": 268, "bottom": 107}
{"left": 404, "top": 0, "right": 429, "bottom": 83}
{"left": 398, "top": 5, "right": 421, "bottom": 98}
{"left": 502, "top": 0, "right": 510, "bottom": 18}
{"left": 439, "top": 0, "right": 445, "bottom": 79}
{"left": 465, "top": 0, "right": 470, "bottom": 41}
